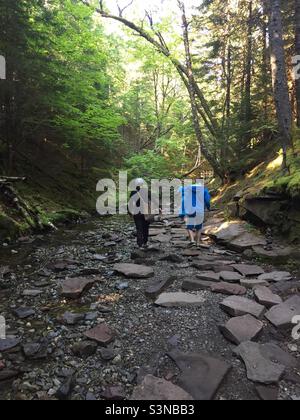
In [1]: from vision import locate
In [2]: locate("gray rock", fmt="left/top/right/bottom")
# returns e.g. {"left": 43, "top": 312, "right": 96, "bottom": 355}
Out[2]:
{"left": 219, "top": 271, "right": 243, "bottom": 283}
{"left": 167, "top": 351, "right": 231, "bottom": 400}
{"left": 155, "top": 292, "right": 206, "bottom": 308}
{"left": 211, "top": 282, "right": 247, "bottom": 296}
{"left": 22, "top": 289, "right": 43, "bottom": 297}
{"left": 255, "top": 385, "right": 279, "bottom": 400}
{"left": 254, "top": 287, "right": 282, "bottom": 308}
{"left": 145, "top": 277, "right": 176, "bottom": 299}
{"left": 102, "top": 386, "right": 125, "bottom": 400}
{"left": 232, "top": 264, "right": 265, "bottom": 277}
{"left": 0, "top": 369, "right": 19, "bottom": 382}
{"left": 234, "top": 341, "right": 285, "bottom": 384}
{"left": 61, "top": 277, "right": 97, "bottom": 299}
{"left": 240, "top": 279, "right": 269, "bottom": 289}
{"left": 196, "top": 271, "right": 220, "bottom": 282}
{"left": 220, "top": 296, "right": 266, "bottom": 319}
{"left": 72, "top": 341, "right": 98, "bottom": 357}
{"left": 219, "top": 315, "right": 263, "bottom": 345}
{"left": 59, "top": 311, "right": 85, "bottom": 325}
{"left": 113, "top": 263, "right": 154, "bottom": 279}
{"left": 99, "top": 348, "right": 116, "bottom": 361}
{"left": 265, "top": 295, "right": 300, "bottom": 329}
{"left": 182, "top": 279, "right": 214, "bottom": 291}
{"left": 260, "top": 342, "right": 298, "bottom": 369}
{"left": 0, "top": 336, "right": 21, "bottom": 352}
{"left": 192, "top": 261, "right": 215, "bottom": 271}
{"left": 258, "top": 272, "right": 292, "bottom": 283}
{"left": 131, "top": 375, "right": 193, "bottom": 400}
{"left": 55, "top": 376, "right": 75, "bottom": 400}
{"left": 13, "top": 307, "right": 35, "bottom": 319}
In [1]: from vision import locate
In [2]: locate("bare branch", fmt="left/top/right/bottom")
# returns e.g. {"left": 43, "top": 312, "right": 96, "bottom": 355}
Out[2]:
{"left": 116, "top": 0, "right": 134, "bottom": 17}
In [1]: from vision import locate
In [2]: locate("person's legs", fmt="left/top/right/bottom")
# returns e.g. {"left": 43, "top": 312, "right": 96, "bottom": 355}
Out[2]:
{"left": 142, "top": 219, "right": 150, "bottom": 247}
{"left": 187, "top": 229, "right": 196, "bottom": 244}
{"left": 195, "top": 224, "right": 203, "bottom": 246}
{"left": 134, "top": 215, "right": 145, "bottom": 248}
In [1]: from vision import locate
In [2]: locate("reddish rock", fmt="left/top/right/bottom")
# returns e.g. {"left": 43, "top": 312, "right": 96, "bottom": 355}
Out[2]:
{"left": 211, "top": 282, "right": 246, "bottom": 296}
{"left": 84, "top": 323, "right": 116, "bottom": 347}
{"left": 61, "top": 277, "right": 98, "bottom": 299}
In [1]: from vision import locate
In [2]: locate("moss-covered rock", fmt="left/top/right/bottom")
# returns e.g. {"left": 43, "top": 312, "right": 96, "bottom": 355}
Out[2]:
{"left": 0, "top": 213, "right": 22, "bottom": 241}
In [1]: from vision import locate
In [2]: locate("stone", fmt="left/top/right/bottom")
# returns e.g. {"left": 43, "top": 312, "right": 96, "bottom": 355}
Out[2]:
{"left": 0, "top": 369, "right": 19, "bottom": 382}
{"left": 258, "top": 272, "right": 292, "bottom": 283}
{"left": 84, "top": 323, "right": 115, "bottom": 346}
{"left": 196, "top": 271, "right": 220, "bottom": 282}
{"left": 48, "top": 260, "right": 79, "bottom": 272}
{"left": 72, "top": 341, "right": 98, "bottom": 357}
{"left": 254, "top": 287, "right": 282, "bottom": 308}
{"left": 240, "top": 279, "right": 269, "bottom": 289}
{"left": 232, "top": 264, "right": 265, "bottom": 277}
{"left": 182, "top": 249, "right": 202, "bottom": 257}
{"left": 61, "top": 277, "right": 97, "bottom": 299}
{"left": 155, "top": 292, "right": 206, "bottom": 308}
{"left": 265, "top": 295, "right": 300, "bottom": 330}
{"left": 115, "top": 282, "right": 129, "bottom": 291}
{"left": 55, "top": 376, "right": 75, "bottom": 400}
{"left": 0, "top": 361, "right": 5, "bottom": 370}
{"left": 260, "top": 342, "right": 298, "bottom": 369}
{"left": 219, "top": 315, "right": 263, "bottom": 345}
{"left": 167, "top": 351, "right": 231, "bottom": 400}
{"left": 192, "top": 261, "right": 215, "bottom": 271}
{"left": 182, "top": 279, "right": 214, "bottom": 291}
{"left": 220, "top": 296, "right": 266, "bottom": 319}
{"left": 234, "top": 342, "right": 286, "bottom": 384}
{"left": 152, "top": 234, "right": 172, "bottom": 243}
{"left": 22, "top": 341, "right": 49, "bottom": 360}
{"left": 219, "top": 271, "right": 243, "bottom": 283}
{"left": 149, "top": 229, "right": 166, "bottom": 236}
{"left": 99, "top": 348, "right": 116, "bottom": 361}
{"left": 22, "top": 289, "right": 43, "bottom": 297}
{"left": 131, "top": 375, "right": 193, "bottom": 401}
{"left": 113, "top": 263, "right": 154, "bottom": 279}
{"left": 213, "top": 265, "right": 235, "bottom": 273}
{"left": 0, "top": 336, "right": 21, "bottom": 352}
{"left": 59, "top": 311, "right": 85, "bottom": 325}
{"left": 13, "top": 307, "right": 35, "bottom": 319}
{"left": 255, "top": 385, "right": 279, "bottom": 401}
{"left": 211, "top": 282, "right": 247, "bottom": 296}
{"left": 102, "top": 386, "right": 125, "bottom": 400}
{"left": 160, "top": 254, "right": 184, "bottom": 263}
{"left": 145, "top": 277, "right": 176, "bottom": 299}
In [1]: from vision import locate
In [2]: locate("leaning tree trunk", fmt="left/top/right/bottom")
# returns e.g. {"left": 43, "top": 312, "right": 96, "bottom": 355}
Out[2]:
{"left": 267, "top": 0, "right": 293, "bottom": 168}
{"left": 295, "top": 0, "right": 300, "bottom": 127}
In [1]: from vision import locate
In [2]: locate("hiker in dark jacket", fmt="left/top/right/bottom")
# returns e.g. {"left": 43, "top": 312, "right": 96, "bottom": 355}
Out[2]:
{"left": 129, "top": 178, "right": 150, "bottom": 250}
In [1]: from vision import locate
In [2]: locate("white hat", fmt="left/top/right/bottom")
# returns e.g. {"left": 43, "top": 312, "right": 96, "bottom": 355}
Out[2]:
{"left": 134, "top": 178, "right": 145, "bottom": 187}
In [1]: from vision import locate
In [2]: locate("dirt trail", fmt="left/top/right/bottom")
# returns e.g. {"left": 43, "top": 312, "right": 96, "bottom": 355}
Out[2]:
{"left": 0, "top": 216, "right": 299, "bottom": 400}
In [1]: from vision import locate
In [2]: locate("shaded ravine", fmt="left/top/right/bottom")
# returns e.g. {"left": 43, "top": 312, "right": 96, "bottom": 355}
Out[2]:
{"left": 0, "top": 215, "right": 299, "bottom": 400}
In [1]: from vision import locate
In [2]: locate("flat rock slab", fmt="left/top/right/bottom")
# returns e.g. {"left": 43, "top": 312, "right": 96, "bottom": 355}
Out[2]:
{"left": 192, "top": 261, "right": 215, "bottom": 271}
{"left": 131, "top": 375, "right": 193, "bottom": 400}
{"left": 240, "top": 279, "right": 269, "bottom": 289}
{"left": 59, "top": 311, "right": 85, "bottom": 325}
{"left": 152, "top": 234, "right": 172, "bottom": 243}
{"left": 0, "top": 337, "right": 21, "bottom": 352}
{"left": 254, "top": 287, "right": 282, "bottom": 308}
{"left": 265, "top": 295, "right": 300, "bottom": 329}
{"left": 149, "top": 229, "right": 166, "bottom": 236}
{"left": 220, "top": 296, "right": 266, "bottom": 319}
{"left": 145, "top": 277, "right": 175, "bottom": 299}
{"left": 155, "top": 292, "right": 206, "bottom": 308}
{"left": 22, "top": 289, "right": 43, "bottom": 297}
{"left": 258, "top": 272, "right": 292, "bottom": 283}
{"left": 113, "top": 263, "right": 154, "bottom": 279}
{"left": 61, "top": 277, "right": 97, "bottom": 299}
{"left": 182, "top": 279, "right": 214, "bottom": 291}
{"left": 160, "top": 254, "right": 184, "bottom": 264}
{"left": 84, "top": 323, "right": 115, "bottom": 347}
{"left": 196, "top": 271, "right": 220, "bottom": 282}
{"left": 232, "top": 264, "right": 265, "bottom": 277}
{"left": 13, "top": 307, "right": 35, "bottom": 319}
{"left": 219, "top": 271, "right": 244, "bottom": 283}
{"left": 260, "top": 342, "right": 298, "bottom": 369}
{"left": 234, "top": 342, "right": 286, "bottom": 384}
{"left": 219, "top": 315, "right": 263, "bottom": 345}
{"left": 211, "top": 282, "right": 246, "bottom": 296}
{"left": 255, "top": 385, "right": 279, "bottom": 401}
{"left": 182, "top": 249, "right": 202, "bottom": 257}
{"left": 167, "top": 351, "right": 231, "bottom": 400}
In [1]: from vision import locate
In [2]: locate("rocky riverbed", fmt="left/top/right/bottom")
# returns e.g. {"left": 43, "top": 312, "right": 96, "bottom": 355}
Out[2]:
{"left": 0, "top": 215, "right": 299, "bottom": 400}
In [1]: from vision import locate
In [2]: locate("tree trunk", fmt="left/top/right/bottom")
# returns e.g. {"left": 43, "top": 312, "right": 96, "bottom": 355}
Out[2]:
{"left": 267, "top": 0, "right": 292, "bottom": 168}
{"left": 243, "top": 0, "right": 253, "bottom": 147}
{"left": 295, "top": 0, "right": 300, "bottom": 127}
